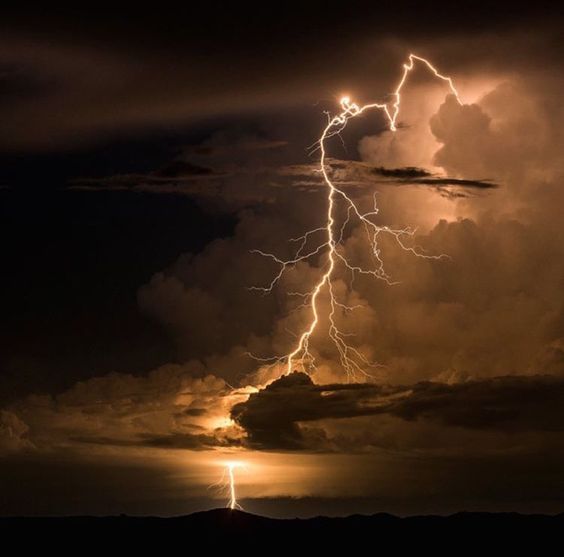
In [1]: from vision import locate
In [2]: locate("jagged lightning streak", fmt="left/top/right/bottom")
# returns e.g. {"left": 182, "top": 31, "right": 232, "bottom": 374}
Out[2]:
{"left": 227, "top": 462, "right": 240, "bottom": 510}
{"left": 251, "top": 54, "right": 462, "bottom": 379}
{"left": 212, "top": 461, "right": 244, "bottom": 510}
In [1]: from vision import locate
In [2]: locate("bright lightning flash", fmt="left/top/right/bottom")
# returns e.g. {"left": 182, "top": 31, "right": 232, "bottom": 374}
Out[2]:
{"left": 251, "top": 54, "right": 462, "bottom": 379}
{"left": 212, "top": 461, "right": 246, "bottom": 510}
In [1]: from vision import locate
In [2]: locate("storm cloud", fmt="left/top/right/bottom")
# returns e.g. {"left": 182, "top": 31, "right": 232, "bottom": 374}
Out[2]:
{"left": 232, "top": 372, "right": 564, "bottom": 451}
{"left": 2, "top": 5, "right": 564, "bottom": 516}
{"left": 0, "top": 363, "right": 244, "bottom": 454}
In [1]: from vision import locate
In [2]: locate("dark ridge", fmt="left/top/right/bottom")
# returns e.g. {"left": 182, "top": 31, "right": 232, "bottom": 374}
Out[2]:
{"left": 2, "top": 508, "right": 563, "bottom": 550}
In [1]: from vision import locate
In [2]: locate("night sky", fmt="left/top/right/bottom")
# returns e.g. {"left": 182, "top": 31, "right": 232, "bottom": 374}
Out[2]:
{"left": 2, "top": 3, "right": 564, "bottom": 517}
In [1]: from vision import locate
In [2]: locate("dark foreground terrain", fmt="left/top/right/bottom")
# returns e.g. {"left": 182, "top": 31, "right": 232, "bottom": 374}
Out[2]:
{"left": 2, "top": 509, "right": 563, "bottom": 549}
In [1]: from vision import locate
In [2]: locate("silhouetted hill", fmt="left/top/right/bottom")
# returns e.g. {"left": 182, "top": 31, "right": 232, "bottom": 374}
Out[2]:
{"left": 2, "top": 508, "right": 563, "bottom": 550}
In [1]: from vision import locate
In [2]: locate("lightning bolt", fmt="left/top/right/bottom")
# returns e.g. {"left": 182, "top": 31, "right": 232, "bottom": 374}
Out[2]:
{"left": 250, "top": 54, "right": 462, "bottom": 379}
{"left": 227, "top": 462, "right": 241, "bottom": 510}
{"left": 211, "top": 461, "right": 245, "bottom": 510}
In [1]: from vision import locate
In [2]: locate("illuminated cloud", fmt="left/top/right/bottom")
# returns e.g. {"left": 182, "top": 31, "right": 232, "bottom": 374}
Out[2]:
{"left": 1, "top": 363, "right": 245, "bottom": 454}
{"left": 70, "top": 70, "right": 564, "bottom": 397}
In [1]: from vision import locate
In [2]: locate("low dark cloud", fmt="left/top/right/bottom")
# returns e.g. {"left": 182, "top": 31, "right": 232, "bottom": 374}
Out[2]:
{"left": 373, "top": 166, "right": 432, "bottom": 179}
{"left": 276, "top": 158, "right": 500, "bottom": 197}
{"left": 70, "top": 152, "right": 498, "bottom": 204}
{"left": 392, "top": 375, "right": 564, "bottom": 431}
{"left": 372, "top": 165, "right": 498, "bottom": 190}
{"left": 231, "top": 372, "right": 382, "bottom": 449}
{"left": 410, "top": 177, "right": 496, "bottom": 189}
{"left": 232, "top": 373, "right": 564, "bottom": 450}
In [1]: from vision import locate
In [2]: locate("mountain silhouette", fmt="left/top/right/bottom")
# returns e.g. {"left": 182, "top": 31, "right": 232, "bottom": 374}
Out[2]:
{"left": 2, "top": 508, "right": 562, "bottom": 550}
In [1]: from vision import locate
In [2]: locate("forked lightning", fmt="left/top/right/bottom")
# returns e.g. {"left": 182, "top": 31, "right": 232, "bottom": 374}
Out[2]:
{"left": 251, "top": 54, "right": 462, "bottom": 379}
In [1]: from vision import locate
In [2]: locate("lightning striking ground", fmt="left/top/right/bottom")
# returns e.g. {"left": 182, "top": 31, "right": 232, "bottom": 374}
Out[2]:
{"left": 212, "top": 461, "right": 244, "bottom": 510}
{"left": 251, "top": 54, "right": 462, "bottom": 379}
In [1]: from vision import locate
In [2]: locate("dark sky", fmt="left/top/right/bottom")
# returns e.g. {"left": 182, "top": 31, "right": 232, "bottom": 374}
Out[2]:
{"left": 1, "top": 4, "right": 564, "bottom": 517}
